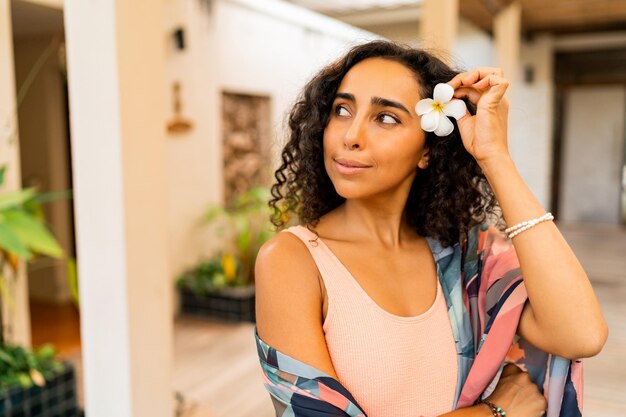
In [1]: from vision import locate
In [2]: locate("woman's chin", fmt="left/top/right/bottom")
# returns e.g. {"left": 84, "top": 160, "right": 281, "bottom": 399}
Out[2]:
{"left": 332, "top": 182, "right": 376, "bottom": 200}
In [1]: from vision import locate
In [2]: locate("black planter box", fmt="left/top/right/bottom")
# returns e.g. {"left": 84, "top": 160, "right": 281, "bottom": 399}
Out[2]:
{"left": 0, "top": 361, "right": 79, "bottom": 417}
{"left": 179, "top": 285, "right": 256, "bottom": 323}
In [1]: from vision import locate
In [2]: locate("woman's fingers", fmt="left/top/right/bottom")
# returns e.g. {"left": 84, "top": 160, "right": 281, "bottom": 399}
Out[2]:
{"left": 474, "top": 74, "right": 509, "bottom": 104}
{"left": 452, "top": 74, "right": 509, "bottom": 108}
{"left": 447, "top": 67, "right": 505, "bottom": 90}
{"left": 472, "top": 73, "right": 509, "bottom": 91}
{"left": 453, "top": 86, "right": 481, "bottom": 105}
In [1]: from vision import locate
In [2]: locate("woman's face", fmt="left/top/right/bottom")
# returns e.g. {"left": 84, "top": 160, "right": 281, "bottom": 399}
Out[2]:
{"left": 323, "top": 57, "right": 429, "bottom": 201}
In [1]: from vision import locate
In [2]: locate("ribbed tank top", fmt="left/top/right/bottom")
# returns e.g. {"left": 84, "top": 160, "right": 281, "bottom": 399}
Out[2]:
{"left": 283, "top": 225, "right": 458, "bottom": 417}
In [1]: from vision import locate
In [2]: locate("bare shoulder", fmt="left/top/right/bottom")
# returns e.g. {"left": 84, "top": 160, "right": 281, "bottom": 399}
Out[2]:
{"left": 255, "top": 229, "right": 338, "bottom": 379}
{"left": 256, "top": 230, "right": 319, "bottom": 279}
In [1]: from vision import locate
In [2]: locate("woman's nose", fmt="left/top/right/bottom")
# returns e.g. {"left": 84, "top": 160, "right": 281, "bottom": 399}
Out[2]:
{"left": 343, "top": 116, "right": 365, "bottom": 150}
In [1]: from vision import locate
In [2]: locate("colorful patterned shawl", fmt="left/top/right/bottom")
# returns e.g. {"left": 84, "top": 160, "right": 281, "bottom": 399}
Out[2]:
{"left": 254, "top": 223, "right": 583, "bottom": 417}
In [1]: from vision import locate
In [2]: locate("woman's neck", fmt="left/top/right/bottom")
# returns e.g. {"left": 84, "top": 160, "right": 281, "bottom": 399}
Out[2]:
{"left": 334, "top": 192, "right": 416, "bottom": 249}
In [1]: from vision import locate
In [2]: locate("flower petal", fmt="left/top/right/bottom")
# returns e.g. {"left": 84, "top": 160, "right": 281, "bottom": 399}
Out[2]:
{"left": 434, "top": 83, "right": 454, "bottom": 104}
{"left": 434, "top": 114, "right": 454, "bottom": 137}
{"left": 415, "top": 98, "right": 435, "bottom": 115}
{"left": 420, "top": 109, "right": 440, "bottom": 132}
{"left": 443, "top": 99, "right": 467, "bottom": 120}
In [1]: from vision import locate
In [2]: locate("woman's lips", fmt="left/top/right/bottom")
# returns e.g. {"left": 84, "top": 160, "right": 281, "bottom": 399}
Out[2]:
{"left": 334, "top": 160, "right": 371, "bottom": 175}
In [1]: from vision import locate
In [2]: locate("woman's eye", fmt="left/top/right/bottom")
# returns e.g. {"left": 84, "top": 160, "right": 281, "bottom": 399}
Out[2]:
{"left": 335, "top": 105, "right": 350, "bottom": 117}
{"left": 378, "top": 113, "right": 399, "bottom": 125}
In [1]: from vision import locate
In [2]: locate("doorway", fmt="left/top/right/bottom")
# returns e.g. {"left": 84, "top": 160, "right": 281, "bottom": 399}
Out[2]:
{"left": 11, "top": 0, "right": 80, "bottom": 353}
{"left": 552, "top": 48, "right": 626, "bottom": 226}
{"left": 558, "top": 86, "right": 625, "bottom": 224}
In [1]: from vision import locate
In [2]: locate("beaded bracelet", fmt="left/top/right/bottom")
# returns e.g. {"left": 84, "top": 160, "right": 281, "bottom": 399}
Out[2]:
{"left": 480, "top": 399, "right": 507, "bottom": 417}
{"left": 505, "top": 212, "right": 554, "bottom": 239}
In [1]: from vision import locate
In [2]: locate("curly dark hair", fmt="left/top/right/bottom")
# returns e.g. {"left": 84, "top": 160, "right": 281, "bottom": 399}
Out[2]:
{"left": 269, "top": 40, "right": 502, "bottom": 247}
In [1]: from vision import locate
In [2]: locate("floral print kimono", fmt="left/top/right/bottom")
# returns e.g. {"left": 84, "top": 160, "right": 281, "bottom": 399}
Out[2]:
{"left": 254, "top": 223, "right": 584, "bottom": 417}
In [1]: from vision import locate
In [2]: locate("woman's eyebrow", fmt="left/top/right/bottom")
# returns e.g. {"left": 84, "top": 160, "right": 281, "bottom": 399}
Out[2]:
{"left": 334, "top": 93, "right": 410, "bottom": 116}
{"left": 335, "top": 92, "right": 355, "bottom": 102}
{"left": 371, "top": 96, "right": 410, "bottom": 115}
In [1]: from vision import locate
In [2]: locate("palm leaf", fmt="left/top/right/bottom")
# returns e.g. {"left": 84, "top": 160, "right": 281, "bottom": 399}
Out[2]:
{"left": 0, "top": 188, "right": 37, "bottom": 211}
{"left": 67, "top": 258, "right": 79, "bottom": 307}
{"left": 30, "top": 189, "right": 73, "bottom": 205}
{"left": 0, "top": 222, "right": 32, "bottom": 260}
{"left": 2, "top": 210, "right": 63, "bottom": 258}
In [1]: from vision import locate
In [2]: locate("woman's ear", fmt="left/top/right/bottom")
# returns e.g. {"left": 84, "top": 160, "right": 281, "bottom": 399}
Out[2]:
{"left": 418, "top": 148, "right": 429, "bottom": 169}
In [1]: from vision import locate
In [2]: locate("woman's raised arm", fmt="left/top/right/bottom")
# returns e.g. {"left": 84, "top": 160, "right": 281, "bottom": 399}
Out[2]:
{"left": 448, "top": 67, "right": 608, "bottom": 359}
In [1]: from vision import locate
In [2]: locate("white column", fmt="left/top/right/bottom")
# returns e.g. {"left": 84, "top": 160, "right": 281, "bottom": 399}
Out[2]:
{"left": 64, "top": 1, "right": 172, "bottom": 416}
{"left": 493, "top": 1, "right": 526, "bottom": 185}
{"left": 419, "top": 0, "right": 459, "bottom": 63}
{"left": 494, "top": 1, "right": 522, "bottom": 85}
{"left": 0, "top": 0, "right": 31, "bottom": 347}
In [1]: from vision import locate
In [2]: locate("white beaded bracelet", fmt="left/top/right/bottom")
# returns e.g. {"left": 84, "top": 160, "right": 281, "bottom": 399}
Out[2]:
{"left": 505, "top": 212, "right": 554, "bottom": 239}
{"left": 504, "top": 212, "right": 553, "bottom": 234}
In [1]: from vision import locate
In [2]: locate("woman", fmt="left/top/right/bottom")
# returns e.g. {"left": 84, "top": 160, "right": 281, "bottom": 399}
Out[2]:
{"left": 254, "top": 41, "right": 608, "bottom": 417}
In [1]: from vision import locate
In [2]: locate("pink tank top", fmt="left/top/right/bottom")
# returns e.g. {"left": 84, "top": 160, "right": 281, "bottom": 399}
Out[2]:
{"left": 284, "top": 225, "right": 458, "bottom": 417}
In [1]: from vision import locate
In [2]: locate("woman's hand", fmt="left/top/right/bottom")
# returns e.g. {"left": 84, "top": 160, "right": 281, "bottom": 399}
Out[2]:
{"left": 435, "top": 364, "right": 547, "bottom": 417}
{"left": 446, "top": 67, "right": 511, "bottom": 165}
{"left": 484, "top": 363, "right": 548, "bottom": 417}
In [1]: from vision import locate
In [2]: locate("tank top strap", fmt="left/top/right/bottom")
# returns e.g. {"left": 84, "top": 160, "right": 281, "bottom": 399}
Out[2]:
{"left": 280, "top": 225, "right": 346, "bottom": 287}
{"left": 281, "top": 224, "right": 320, "bottom": 246}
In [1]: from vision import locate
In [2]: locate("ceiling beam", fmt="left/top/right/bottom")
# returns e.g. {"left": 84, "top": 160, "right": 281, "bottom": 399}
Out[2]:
{"left": 459, "top": 0, "right": 494, "bottom": 33}
{"left": 333, "top": 4, "right": 422, "bottom": 27}
{"left": 477, "top": 0, "right": 515, "bottom": 15}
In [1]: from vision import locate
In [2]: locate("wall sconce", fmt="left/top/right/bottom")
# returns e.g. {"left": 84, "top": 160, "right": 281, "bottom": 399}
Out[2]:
{"left": 167, "top": 81, "right": 193, "bottom": 135}
{"left": 173, "top": 27, "right": 185, "bottom": 51}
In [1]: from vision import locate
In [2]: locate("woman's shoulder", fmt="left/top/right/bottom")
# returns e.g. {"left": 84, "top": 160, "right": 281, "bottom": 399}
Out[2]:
{"left": 257, "top": 226, "right": 314, "bottom": 269}
{"left": 255, "top": 225, "right": 324, "bottom": 293}
{"left": 255, "top": 230, "right": 338, "bottom": 378}
{"left": 255, "top": 225, "right": 323, "bottom": 314}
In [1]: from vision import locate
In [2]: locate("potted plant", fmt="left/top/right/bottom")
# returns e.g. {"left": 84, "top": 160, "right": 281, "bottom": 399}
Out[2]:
{"left": 0, "top": 343, "right": 79, "bottom": 416}
{"left": 176, "top": 186, "right": 276, "bottom": 322}
{"left": 0, "top": 166, "right": 80, "bottom": 416}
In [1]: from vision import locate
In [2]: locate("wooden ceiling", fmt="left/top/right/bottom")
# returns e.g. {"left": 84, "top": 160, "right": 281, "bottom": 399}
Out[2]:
{"left": 460, "top": 0, "right": 626, "bottom": 35}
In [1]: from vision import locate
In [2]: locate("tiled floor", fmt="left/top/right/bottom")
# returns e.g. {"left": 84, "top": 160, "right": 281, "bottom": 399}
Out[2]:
{"left": 30, "top": 300, "right": 82, "bottom": 352}
{"left": 557, "top": 223, "right": 626, "bottom": 417}
{"left": 35, "top": 222, "right": 626, "bottom": 416}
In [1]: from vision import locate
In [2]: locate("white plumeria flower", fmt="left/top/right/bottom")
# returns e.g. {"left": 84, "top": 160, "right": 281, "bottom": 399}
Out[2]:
{"left": 415, "top": 83, "right": 467, "bottom": 137}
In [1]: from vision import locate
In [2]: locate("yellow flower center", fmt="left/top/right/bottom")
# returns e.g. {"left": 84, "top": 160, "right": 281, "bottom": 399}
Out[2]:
{"left": 433, "top": 101, "right": 445, "bottom": 112}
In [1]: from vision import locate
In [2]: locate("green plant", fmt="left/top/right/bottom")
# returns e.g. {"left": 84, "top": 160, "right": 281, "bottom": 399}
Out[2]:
{"left": 176, "top": 253, "right": 243, "bottom": 295}
{"left": 0, "top": 175, "right": 72, "bottom": 393}
{"left": 0, "top": 170, "right": 64, "bottom": 345}
{"left": 177, "top": 186, "right": 278, "bottom": 294}
{"left": 0, "top": 343, "right": 63, "bottom": 389}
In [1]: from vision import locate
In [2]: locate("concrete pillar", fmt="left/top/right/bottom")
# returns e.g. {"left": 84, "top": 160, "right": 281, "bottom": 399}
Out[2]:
{"left": 419, "top": 0, "right": 459, "bottom": 63}
{"left": 493, "top": 1, "right": 525, "bottom": 169}
{"left": 494, "top": 1, "right": 522, "bottom": 84}
{"left": 64, "top": 1, "right": 172, "bottom": 416}
{"left": 0, "top": 0, "right": 32, "bottom": 347}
